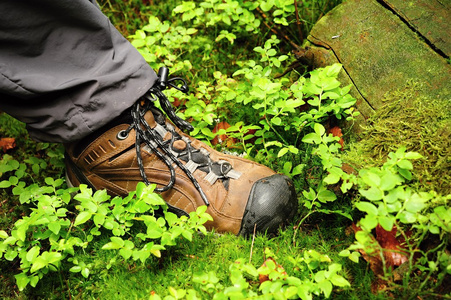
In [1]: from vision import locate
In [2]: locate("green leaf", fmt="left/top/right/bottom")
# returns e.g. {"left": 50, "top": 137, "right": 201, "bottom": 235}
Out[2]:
{"left": 119, "top": 248, "right": 133, "bottom": 260}
{"left": 321, "top": 78, "right": 341, "bottom": 91}
{"left": 359, "top": 215, "right": 378, "bottom": 230}
{"left": 404, "top": 152, "right": 423, "bottom": 160}
{"left": 379, "top": 173, "right": 402, "bottom": 191}
{"left": 302, "top": 133, "right": 321, "bottom": 144}
{"left": 397, "top": 159, "right": 413, "bottom": 170}
{"left": 292, "top": 164, "right": 304, "bottom": 176}
{"left": 271, "top": 116, "right": 282, "bottom": 126}
{"left": 196, "top": 205, "right": 208, "bottom": 215}
{"left": 314, "top": 123, "right": 325, "bottom": 136}
{"left": 30, "top": 257, "right": 47, "bottom": 273}
{"left": 93, "top": 214, "right": 105, "bottom": 227}
{"left": 349, "top": 251, "right": 361, "bottom": 263}
{"left": 285, "top": 286, "right": 298, "bottom": 298}
{"left": 9, "top": 176, "right": 18, "bottom": 185}
{"left": 330, "top": 274, "right": 350, "bottom": 287}
{"left": 29, "top": 275, "right": 39, "bottom": 288}
{"left": 131, "top": 39, "right": 145, "bottom": 48}
{"left": 355, "top": 202, "right": 378, "bottom": 215}
{"left": 0, "top": 180, "right": 12, "bottom": 188}
{"left": 317, "top": 190, "right": 337, "bottom": 202}
{"left": 398, "top": 211, "right": 417, "bottom": 223}
{"left": 260, "top": 1, "right": 274, "bottom": 12}
{"left": 26, "top": 246, "right": 40, "bottom": 262}
{"left": 277, "top": 147, "right": 289, "bottom": 157}
{"left": 359, "top": 187, "right": 383, "bottom": 201}
{"left": 5, "top": 249, "right": 17, "bottom": 261}
{"left": 283, "top": 161, "right": 292, "bottom": 175}
{"left": 74, "top": 211, "right": 92, "bottom": 226}
{"left": 182, "top": 230, "right": 193, "bottom": 241}
{"left": 378, "top": 216, "right": 394, "bottom": 231}
{"left": 303, "top": 82, "right": 323, "bottom": 95}
{"left": 110, "top": 236, "right": 125, "bottom": 248}
{"left": 323, "top": 172, "right": 341, "bottom": 185}
{"left": 15, "top": 273, "right": 30, "bottom": 291}
{"left": 48, "top": 222, "right": 61, "bottom": 235}
{"left": 69, "top": 266, "right": 82, "bottom": 273}
{"left": 266, "top": 49, "right": 277, "bottom": 57}
{"left": 405, "top": 194, "right": 427, "bottom": 213}
{"left": 398, "top": 168, "right": 412, "bottom": 180}
{"left": 0, "top": 230, "right": 8, "bottom": 239}
{"left": 322, "top": 91, "right": 340, "bottom": 99}
{"left": 318, "top": 279, "right": 333, "bottom": 298}
{"left": 361, "top": 171, "right": 381, "bottom": 187}
{"left": 303, "top": 188, "right": 316, "bottom": 201}
{"left": 81, "top": 267, "right": 90, "bottom": 278}
{"left": 307, "top": 97, "right": 320, "bottom": 106}
{"left": 326, "top": 63, "right": 342, "bottom": 77}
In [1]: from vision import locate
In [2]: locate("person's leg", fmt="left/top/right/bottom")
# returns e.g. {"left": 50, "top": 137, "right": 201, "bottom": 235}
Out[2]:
{"left": 0, "top": 0, "right": 156, "bottom": 143}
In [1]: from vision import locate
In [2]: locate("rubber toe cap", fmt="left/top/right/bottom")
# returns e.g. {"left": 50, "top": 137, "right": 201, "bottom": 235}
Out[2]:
{"left": 238, "top": 174, "right": 297, "bottom": 236}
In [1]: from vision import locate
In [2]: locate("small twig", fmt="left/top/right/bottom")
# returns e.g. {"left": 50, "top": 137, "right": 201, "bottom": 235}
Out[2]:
{"left": 318, "top": 0, "right": 330, "bottom": 20}
{"left": 292, "top": 211, "right": 315, "bottom": 246}
{"left": 249, "top": 224, "right": 257, "bottom": 264}
{"left": 293, "top": 0, "right": 303, "bottom": 43}
{"left": 255, "top": 7, "right": 300, "bottom": 50}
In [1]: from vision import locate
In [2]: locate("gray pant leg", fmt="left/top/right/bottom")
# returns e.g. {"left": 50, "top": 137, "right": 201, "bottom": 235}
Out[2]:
{"left": 0, "top": 0, "right": 156, "bottom": 143}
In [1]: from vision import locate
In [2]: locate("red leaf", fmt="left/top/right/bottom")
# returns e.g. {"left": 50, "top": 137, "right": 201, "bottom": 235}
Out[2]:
{"left": 0, "top": 138, "right": 16, "bottom": 152}
{"left": 258, "top": 258, "right": 287, "bottom": 284}
{"left": 375, "top": 224, "right": 409, "bottom": 267}
{"left": 212, "top": 121, "right": 234, "bottom": 146}
{"left": 350, "top": 223, "right": 411, "bottom": 294}
{"left": 171, "top": 97, "right": 186, "bottom": 108}
{"left": 328, "top": 126, "right": 344, "bottom": 150}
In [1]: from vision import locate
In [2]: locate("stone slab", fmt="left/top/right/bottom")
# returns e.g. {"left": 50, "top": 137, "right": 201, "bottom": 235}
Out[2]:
{"left": 305, "top": 0, "right": 451, "bottom": 121}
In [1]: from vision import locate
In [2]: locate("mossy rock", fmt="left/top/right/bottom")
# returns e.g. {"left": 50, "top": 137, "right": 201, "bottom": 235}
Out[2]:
{"left": 303, "top": 0, "right": 450, "bottom": 125}
{"left": 302, "top": 0, "right": 450, "bottom": 194}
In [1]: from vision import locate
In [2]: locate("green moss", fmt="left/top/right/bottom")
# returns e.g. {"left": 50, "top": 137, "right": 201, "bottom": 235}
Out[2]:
{"left": 343, "top": 82, "right": 451, "bottom": 195}
{"left": 0, "top": 112, "right": 27, "bottom": 138}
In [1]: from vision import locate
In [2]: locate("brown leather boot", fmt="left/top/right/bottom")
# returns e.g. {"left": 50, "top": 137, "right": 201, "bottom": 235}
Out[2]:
{"left": 65, "top": 68, "right": 297, "bottom": 236}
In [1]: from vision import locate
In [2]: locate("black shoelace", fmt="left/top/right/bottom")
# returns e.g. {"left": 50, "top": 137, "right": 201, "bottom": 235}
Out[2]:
{"left": 118, "top": 67, "right": 210, "bottom": 206}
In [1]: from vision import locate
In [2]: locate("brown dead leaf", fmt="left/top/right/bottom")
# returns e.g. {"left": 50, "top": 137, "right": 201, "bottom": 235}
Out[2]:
{"left": 0, "top": 138, "right": 16, "bottom": 152}
{"left": 212, "top": 121, "right": 236, "bottom": 147}
{"left": 350, "top": 223, "right": 411, "bottom": 293}
{"left": 172, "top": 97, "right": 186, "bottom": 108}
{"left": 375, "top": 225, "right": 409, "bottom": 267}
{"left": 328, "top": 126, "right": 344, "bottom": 150}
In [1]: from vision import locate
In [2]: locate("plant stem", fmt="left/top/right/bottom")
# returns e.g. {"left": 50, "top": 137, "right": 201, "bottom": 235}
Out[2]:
{"left": 293, "top": 0, "right": 303, "bottom": 43}
{"left": 293, "top": 210, "right": 315, "bottom": 246}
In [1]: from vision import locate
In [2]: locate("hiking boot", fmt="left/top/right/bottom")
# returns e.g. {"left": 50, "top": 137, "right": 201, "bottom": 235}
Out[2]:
{"left": 65, "top": 67, "right": 297, "bottom": 236}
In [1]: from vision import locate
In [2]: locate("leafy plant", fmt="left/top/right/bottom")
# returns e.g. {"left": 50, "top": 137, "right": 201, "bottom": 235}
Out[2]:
{"left": 0, "top": 155, "right": 211, "bottom": 292}
{"left": 338, "top": 147, "right": 451, "bottom": 296}
{"left": 150, "top": 248, "right": 350, "bottom": 299}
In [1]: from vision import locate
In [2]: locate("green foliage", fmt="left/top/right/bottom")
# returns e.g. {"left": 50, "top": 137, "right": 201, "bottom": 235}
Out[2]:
{"left": 150, "top": 249, "right": 350, "bottom": 299}
{"left": 338, "top": 147, "right": 451, "bottom": 295}
{"left": 0, "top": 156, "right": 211, "bottom": 292}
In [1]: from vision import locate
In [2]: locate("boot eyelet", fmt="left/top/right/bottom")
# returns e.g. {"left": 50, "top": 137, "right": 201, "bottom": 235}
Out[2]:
{"left": 117, "top": 130, "right": 129, "bottom": 140}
